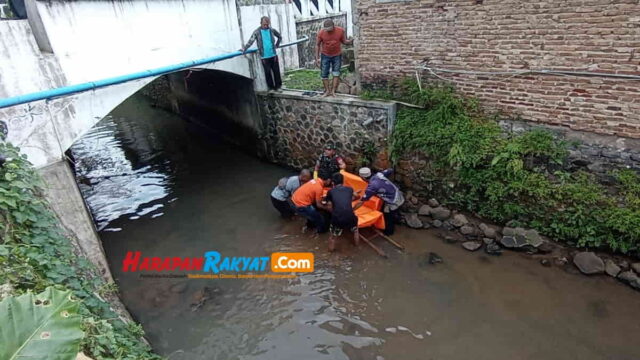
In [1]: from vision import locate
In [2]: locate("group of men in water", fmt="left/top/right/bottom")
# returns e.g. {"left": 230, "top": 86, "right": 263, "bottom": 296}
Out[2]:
{"left": 270, "top": 144, "right": 405, "bottom": 251}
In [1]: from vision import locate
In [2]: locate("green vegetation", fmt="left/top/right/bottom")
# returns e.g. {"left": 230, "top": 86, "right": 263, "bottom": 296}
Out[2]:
{"left": 387, "top": 80, "right": 640, "bottom": 255}
{"left": 0, "top": 287, "right": 84, "bottom": 359}
{"left": 0, "top": 143, "right": 159, "bottom": 359}
{"left": 283, "top": 68, "right": 350, "bottom": 91}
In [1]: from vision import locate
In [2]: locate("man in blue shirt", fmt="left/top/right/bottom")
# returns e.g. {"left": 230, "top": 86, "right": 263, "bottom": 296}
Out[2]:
{"left": 241, "top": 16, "right": 283, "bottom": 90}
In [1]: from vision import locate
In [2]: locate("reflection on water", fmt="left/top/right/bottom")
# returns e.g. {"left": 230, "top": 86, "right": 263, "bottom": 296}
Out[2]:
{"left": 70, "top": 94, "right": 640, "bottom": 360}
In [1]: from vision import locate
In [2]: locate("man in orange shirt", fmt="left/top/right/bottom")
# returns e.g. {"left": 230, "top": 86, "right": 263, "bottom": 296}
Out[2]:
{"left": 315, "top": 19, "right": 353, "bottom": 97}
{"left": 291, "top": 176, "right": 333, "bottom": 234}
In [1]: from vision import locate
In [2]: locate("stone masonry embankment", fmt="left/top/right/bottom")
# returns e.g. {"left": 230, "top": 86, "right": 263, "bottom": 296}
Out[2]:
{"left": 257, "top": 90, "right": 395, "bottom": 170}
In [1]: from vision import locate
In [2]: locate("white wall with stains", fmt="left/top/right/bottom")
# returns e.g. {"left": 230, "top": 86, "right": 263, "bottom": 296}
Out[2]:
{"left": 0, "top": 0, "right": 306, "bottom": 168}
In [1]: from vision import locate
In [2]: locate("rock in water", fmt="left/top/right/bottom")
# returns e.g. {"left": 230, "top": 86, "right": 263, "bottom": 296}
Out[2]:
{"left": 537, "top": 242, "right": 555, "bottom": 254}
{"left": 444, "top": 236, "right": 458, "bottom": 244}
{"left": 427, "top": 198, "right": 439, "bottom": 207}
{"left": 460, "top": 224, "right": 476, "bottom": 236}
{"left": 432, "top": 220, "right": 443, "bottom": 228}
{"left": 540, "top": 259, "right": 551, "bottom": 267}
{"left": 618, "top": 271, "right": 640, "bottom": 290}
{"left": 573, "top": 252, "right": 605, "bottom": 275}
{"left": 431, "top": 207, "right": 451, "bottom": 221}
{"left": 502, "top": 227, "right": 516, "bottom": 237}
{"left": 500, "top": 235, "right": 527, "bottom": 248}
{"left": 604, "top": 259, "right": 621, "bottom": 277}
{"left": 451, "top": 214, "right": 469, "bottom": 228}
{"left": 462, "top": 241, "right": 482, "bottom": 251}
{"left": 524, "top": 229, "right": 544, "bottom": 247}
{"left": 404, "top": 213, "right": 423, "bottom": 229}
{"left": 418, "top": 205, "right": 433, "bottom": 216}
{"left": 485, "top": 243, "right": 502, "bottom": 256}
{"left": 428, "top": 252, "right": 443, "bottom": 264}
{"left": 170, "top": 282, "right": 188, "bottom": 294}
{"left": 419, "top": 252, "right": 443, "bottom": 267}
{"left": 479, "top": 223, "right": 498, "bottom": 239}
{"left": 632, "top": 263, "right": 640, "bottom": 274}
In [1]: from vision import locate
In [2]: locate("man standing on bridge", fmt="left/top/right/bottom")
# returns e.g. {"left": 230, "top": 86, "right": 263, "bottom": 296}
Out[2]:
{"left": 315, "top": 19, "right": 352, "bottom": 97}
{"left": 242, "top": 16, "right": 283, "bottom": 90}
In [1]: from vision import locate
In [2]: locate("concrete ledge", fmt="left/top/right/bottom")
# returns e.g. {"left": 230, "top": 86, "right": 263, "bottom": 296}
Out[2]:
{"left": 257, "top": 89, "right": 394, "bottom": 110}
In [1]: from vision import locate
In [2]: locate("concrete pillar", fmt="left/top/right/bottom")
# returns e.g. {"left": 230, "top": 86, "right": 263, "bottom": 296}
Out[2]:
{"left": 38, "top": 160, "right": 113, "bottom": 282}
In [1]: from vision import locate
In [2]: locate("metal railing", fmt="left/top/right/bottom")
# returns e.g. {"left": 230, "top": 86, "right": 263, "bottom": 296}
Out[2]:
{"left": 0, "top": 36, "right": 308, "bottom": 109}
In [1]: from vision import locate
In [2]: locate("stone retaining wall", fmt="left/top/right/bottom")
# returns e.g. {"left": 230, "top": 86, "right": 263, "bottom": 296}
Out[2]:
{"left": 257, "top": 90, "right": 395, "bottom": 171}
{"left": 499, "top": 119, "right": 640, "bottom": 182}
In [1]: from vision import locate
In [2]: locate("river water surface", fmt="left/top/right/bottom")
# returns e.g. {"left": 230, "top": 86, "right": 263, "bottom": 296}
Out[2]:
{"left": 69, "top": 95, "right": 640, "bottom": 360}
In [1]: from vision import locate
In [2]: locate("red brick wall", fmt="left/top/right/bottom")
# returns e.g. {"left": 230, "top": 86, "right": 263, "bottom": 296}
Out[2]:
{"left": 355, "top": 0, "right": 640, "bottom": 138}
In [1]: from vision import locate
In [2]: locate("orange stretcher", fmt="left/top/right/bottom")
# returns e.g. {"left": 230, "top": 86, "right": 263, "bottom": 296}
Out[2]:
{"left": 340, "top": 170, "right": 404, "bottom": 257}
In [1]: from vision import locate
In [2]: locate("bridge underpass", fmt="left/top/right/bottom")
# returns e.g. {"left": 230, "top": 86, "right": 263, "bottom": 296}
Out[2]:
{"left": 0, "top": 0, "right": 316, "bottom": 284}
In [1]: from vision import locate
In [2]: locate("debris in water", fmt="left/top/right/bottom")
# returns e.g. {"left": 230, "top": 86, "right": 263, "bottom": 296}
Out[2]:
{"left": 426, "top": 330, "right": 432, "bottom": 336}
{"left": 103, "top": 228, "right": 122, "bottom": 232}
{"left": 385, "top": 327, "right": 397, "bottom": 334}
{"left": 397, "top": 325, "right": 425, "bottom": 339}
{"left": 273, "top": 234, "right": 290, "bottom": 239}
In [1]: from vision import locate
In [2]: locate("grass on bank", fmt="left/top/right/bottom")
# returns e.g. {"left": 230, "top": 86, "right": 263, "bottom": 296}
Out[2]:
{"left": 0, "top": 143, "right": 159, "bottom": 359}
{"left": 283, "top": 68, "right": 351, "bottom": 92}
{"left": 377, "top": 79, "right": 640, "bottom": 255}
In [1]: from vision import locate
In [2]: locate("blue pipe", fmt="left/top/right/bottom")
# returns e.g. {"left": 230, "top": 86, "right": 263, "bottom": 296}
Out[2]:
{"left": 0, "top": 36, "right": 308, "bottom": 109}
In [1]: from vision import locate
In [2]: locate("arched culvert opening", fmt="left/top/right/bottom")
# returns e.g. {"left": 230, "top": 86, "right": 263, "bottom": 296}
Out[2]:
{"left": 145, "top": 69, "right": 263, "bottom": 152}
{"left": 62, "top": 70, "right": 307, "bottom": 357}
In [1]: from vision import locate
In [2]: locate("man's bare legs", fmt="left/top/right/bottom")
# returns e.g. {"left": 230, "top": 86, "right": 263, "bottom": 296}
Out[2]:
{"left": 353, "top": 228, "right": 360, "bottom": 246}
{"left": 328, "top": 234, "right": 336, "bottom": 252}
{"left": 322, "top": 79, "right": 331, "bottom": 97}
{"left": 332, "top": 76, "right": 341, "bottom": 96}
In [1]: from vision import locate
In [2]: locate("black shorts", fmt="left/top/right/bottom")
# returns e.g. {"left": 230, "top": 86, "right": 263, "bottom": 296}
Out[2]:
{"left": 329, "top": 214, "right": 358, "bottom": 236}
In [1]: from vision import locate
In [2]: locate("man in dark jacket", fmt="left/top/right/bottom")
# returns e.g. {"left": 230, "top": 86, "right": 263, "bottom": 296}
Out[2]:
{"left": 314, "top": 143, "right": 346, "bottom": 180}
{"left": 241, "top": 16, "right": 283, "bottom": 90}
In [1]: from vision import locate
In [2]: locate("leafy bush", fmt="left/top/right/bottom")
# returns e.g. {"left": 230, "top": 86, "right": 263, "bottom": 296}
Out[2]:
{"left": 389, "top": 81, "right": 640, "bottom": 255}
{"left": 0, "top": 287, "right": 84, "bottom": 360}
{"left": 0, "top": 143, "right": 159, "bottom": 359}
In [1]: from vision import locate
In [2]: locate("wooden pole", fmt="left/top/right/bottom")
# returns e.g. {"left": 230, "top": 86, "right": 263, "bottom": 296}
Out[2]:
{"left": 359, "top": 234, "right": 388, "bottom": 258}
{"left": 373, "top": 229, "right": 404, "bottom": 250}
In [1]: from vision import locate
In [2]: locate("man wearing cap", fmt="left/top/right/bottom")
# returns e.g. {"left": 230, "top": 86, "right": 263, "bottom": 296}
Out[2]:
{"left": 315, "top": 19, "right": 353, "bottom": 97}
{"left": 241, "top": 16, "right": 283, "bottom": 90}
{"left": 314, "top": 144, "right": 346, "bottom": 180}
{"left": 354, "top": 168, "right": 404, "bottom": 236}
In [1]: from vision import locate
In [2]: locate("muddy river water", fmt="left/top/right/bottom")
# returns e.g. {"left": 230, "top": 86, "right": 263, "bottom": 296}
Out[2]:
{"left": 69, "top": 95, "right": 640, "bottom": 360}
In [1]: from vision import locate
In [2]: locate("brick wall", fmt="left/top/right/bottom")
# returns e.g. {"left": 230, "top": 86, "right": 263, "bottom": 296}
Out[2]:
{"left": 354, "top": 0, "right": 640, "bottom": 138}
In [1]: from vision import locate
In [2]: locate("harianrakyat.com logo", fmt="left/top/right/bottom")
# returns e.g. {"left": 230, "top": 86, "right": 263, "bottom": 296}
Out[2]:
{"left": 122, "top": 251, "right": 314, "bottom": 279}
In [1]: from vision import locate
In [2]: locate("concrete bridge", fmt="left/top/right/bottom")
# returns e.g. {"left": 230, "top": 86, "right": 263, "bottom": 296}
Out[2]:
{"left": 0, "top": 0, "right": 351, "bottom": 281}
